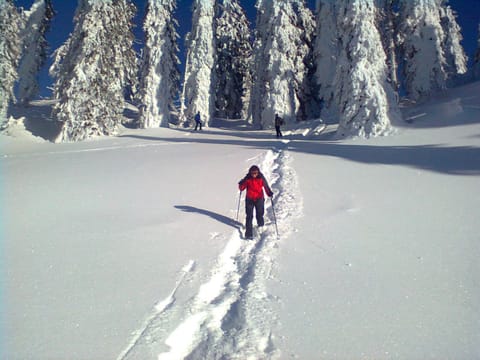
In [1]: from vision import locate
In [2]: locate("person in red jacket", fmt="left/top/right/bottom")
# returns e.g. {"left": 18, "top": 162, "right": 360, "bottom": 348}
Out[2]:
{"left": 238, "top": 165, "right": 273, "bottom": 239}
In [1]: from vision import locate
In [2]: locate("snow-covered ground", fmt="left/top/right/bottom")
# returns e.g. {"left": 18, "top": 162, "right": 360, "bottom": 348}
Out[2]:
{"left": 2, "top": 82, "right": 480, "bottom": 359}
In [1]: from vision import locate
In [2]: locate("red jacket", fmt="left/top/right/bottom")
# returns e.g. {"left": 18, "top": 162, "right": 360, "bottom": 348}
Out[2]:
{"left": 238, "top": 174, "right": 273, "bottom": 200}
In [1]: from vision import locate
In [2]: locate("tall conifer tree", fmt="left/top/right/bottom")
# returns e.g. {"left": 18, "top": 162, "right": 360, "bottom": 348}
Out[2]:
{"left": 397, "top": 0, "right": 466, "bottom": 101}
{"left": 214, "top": 0, "right": 251, "bottom": 120}
{"left": 16, "top": 0, "right": 54, "bottom": 105}
{"left": 250, "top": 0, "right": 315, "bottom": 128}
{"left": 138, "top": 0, "right": 180, "bottom": 128}
{"left": 439, "top": 2, "right": 467, "bottom": 79}
{"left": 0, "top": 0, "right": 22, "bottom": 127}
{"left": 474, "top": 24, "right": 480, "bottom": 79}
{"left": 335, "top": 0, "right": 401, "bottom": 137}
{"left": 179, "top": 0, "right": 216, "bottom": 127}
{"left": 51, "top": 0, "right": 137, "bottom": 142}
{"left": 376, "top": 0, "right": 399, "bottom": 92}
{"left": 314, "top": 1, "right": 339, "bottom": 120}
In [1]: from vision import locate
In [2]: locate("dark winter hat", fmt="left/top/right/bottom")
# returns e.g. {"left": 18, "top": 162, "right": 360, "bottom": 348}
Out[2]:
{"left": 249, "top": 165, "right": 260, "bottom": 173}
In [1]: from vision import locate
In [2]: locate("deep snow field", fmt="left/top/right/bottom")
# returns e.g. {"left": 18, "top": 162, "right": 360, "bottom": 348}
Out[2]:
{"left": 2, "top": 81, "right": 480, "bottom": 359}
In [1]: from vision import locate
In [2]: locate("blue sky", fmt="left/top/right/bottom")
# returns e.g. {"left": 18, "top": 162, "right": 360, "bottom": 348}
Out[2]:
{"left": 14, "top": 0, "right": 480, "bottom": 98}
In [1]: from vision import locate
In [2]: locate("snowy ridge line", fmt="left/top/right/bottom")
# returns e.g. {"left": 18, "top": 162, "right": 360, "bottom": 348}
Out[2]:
{"left": 1, "top": 140, "right": 188, "bottom": 158}
{"left": 153, "top": 146, "right": 301, "bottom": 359}
{"left": 116, "top": 260, "right": 196, "bottom": 360}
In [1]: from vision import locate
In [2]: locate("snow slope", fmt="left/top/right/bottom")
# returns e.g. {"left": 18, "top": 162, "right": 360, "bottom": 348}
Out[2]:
{"left": 2, "top": 82, "right": 480, "bottom": 359}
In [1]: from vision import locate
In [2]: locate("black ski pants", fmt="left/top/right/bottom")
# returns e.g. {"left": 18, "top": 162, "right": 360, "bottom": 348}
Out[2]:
{"left": 275, "top": 125, "right": 282, "bottom": 138}
{"left": 245, "top": 197, "right": 265, "bottom": 237}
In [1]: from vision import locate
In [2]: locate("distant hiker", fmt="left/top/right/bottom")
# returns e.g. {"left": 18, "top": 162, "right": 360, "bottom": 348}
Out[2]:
{"left": 274, "top": 113, "right": 284, "bottom": 138}
{"left": 194, "top": 112, "right": 202, "bottom": 131}
{"left": 238, "top": 165, "right": 273, "bottom": 239}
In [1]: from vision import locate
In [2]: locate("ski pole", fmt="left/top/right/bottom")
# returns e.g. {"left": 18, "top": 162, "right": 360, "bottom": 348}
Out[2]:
{"left": 236, "top": 190, "right": 242, "bottom": 221}
{"left": 270, "top": 197, "right": 279, "bottom": 238}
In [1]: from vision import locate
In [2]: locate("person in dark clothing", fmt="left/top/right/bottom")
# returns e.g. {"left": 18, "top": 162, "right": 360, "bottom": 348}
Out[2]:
{"left": 274, "top": 113, "right": 284, "bottom": 138}
{"left": 194, "top": 112, "right": 202, "bottom": 131}
{"left": 238, "top": 165, "right": 273, "bottom": 239}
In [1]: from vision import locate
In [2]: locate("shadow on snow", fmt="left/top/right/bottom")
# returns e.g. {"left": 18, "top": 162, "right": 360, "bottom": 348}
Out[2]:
{"left": 122, "top": 133, "right": 480, "bottom": 176}
{"left": 174, "top": 205, "right": 243, "bottom": 229}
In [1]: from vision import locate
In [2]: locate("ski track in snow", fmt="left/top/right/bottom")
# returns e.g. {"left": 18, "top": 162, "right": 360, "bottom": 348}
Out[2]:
{"left": 117, "top": 260, "right": 196, "bottom": 360}
{"left": 118, "top": 143, "right": 302, "bottom": 360}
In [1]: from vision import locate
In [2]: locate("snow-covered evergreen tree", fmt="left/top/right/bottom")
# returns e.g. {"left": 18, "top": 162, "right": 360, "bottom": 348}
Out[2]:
{"left": 397, "top": 0, "right": 468, "bottom": 100}
{"left": 0, "top": 0, "right": 22, "bottom": 127}
{"left": 439, "top": 1, "right": 467, "bottom": 79}
{"left": 335, "top": 0, "right": 401, "bottom": 138}
{"left": 16, "top": 0, "right": 54, "bottom": 105}
{"left": 314, "top": 0, "right": 339, "bottom": 120}
{"left": 250, "top": 0, "right": 315, "bottom": 128}
{"left": 474, "top": 24, "right": 480, "bottom": 79}
{"left": 214, "top": 0, "right": 252, "bottom": 119}
{"left": 50, "top": 0, "right": 137, "bottom": 142}
{"left": 397, "top": 0, "right": 447, "bottom": 101}
{"left": 179, "top": 0, "right": 216, "bottom": 127}
{"left": 248, "top": 0, "right": 269, "bottom": 127}
{"left": 294, "top": 0, "right": 318, "bottom": 121}
{"left": 138, "top": 0, "right": 180, "bottom": 128}
{"left": 376, "top": 0, "right": 399, "bottom": 92}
